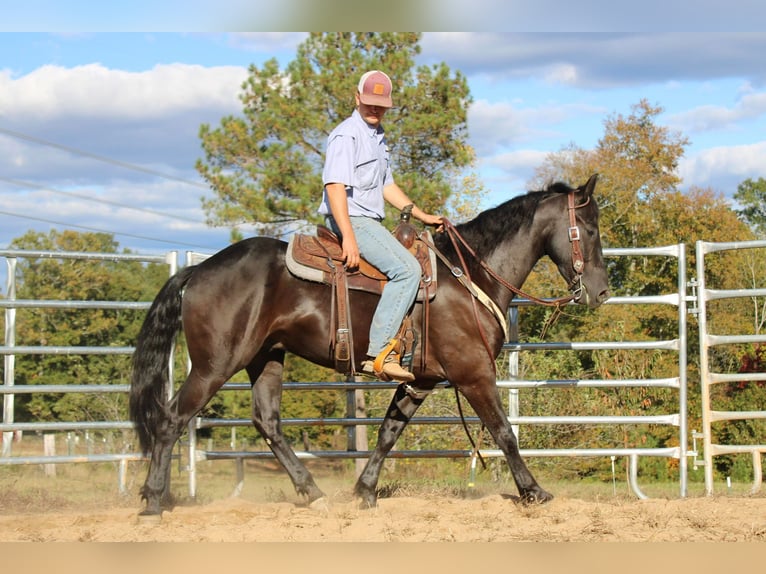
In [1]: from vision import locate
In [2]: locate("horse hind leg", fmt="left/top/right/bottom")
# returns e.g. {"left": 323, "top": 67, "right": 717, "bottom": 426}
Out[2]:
{"left": 139, "top": 369, "right": 230, "bottom": 517}
{"left": 248, "top": 350, "right": 325, "bottom": 504}
{"left": 138, "top": 407, "right": 192, "bottom": 517}
{"left": 139, "top": 427, "right": 180, "bottom": 517}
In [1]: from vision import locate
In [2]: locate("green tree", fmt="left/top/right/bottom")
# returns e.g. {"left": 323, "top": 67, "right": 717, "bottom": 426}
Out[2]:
{"left": 733, "top": 177, "right": 766, "bottom": 238}
{"left": 512, "top": 100, "right": 759, "bottom": 482}
{"left": 196, "top": 32, "right": 474, "bottom": 237}
{"left": 194, "top": 32, "right": 478, "bottom": 441}
{"left": 6, "top": 230, "right": 170, "bottom": 424}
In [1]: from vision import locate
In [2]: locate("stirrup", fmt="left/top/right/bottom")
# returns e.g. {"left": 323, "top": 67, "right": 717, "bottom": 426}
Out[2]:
{"left": 372, "top": 338, "right": 399, "bottom": 374}
{"left": 362, "top": 339, "right": 415, "bottom": 382}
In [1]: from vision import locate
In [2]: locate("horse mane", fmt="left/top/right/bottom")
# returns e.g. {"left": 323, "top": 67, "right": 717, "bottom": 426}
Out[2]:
{"left": 440, "top": 181, "right": 575, "bottom": 260}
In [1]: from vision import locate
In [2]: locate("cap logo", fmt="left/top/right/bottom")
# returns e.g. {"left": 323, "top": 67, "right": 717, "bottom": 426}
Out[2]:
{"left": 372, "top": 83, "right": 385, "bottom": 95}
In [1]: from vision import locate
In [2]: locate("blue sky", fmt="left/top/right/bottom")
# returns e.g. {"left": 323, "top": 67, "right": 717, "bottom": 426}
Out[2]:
{"left": 1, "top": 30, "right": 766, "bottom": 262}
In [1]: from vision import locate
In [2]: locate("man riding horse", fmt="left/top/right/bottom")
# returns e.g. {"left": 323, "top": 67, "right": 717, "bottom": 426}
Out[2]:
{"left": 318, "top": 70, "right": 444, "bottom": 382}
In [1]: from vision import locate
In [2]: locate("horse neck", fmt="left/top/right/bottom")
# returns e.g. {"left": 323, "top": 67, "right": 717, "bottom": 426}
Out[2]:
{"left": 452, "top": 213, "right": 547, "bottom": 312}
{"left": 480, "top": 225, "right": 546, "bottom": 310}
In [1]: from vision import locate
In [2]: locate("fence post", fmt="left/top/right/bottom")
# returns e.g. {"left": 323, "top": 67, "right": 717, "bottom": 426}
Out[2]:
{"left": 2, "top": 257, "right": 17, "bottom": 458}
{"left": 43, "top": 434, "right": 56, "bottom": 476}
{"left": 354, "top": 384, "right": 368, "bottom": 476}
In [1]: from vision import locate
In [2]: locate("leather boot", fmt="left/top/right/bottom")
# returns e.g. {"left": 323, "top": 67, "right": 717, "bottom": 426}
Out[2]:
{"left": 361, "top": 347, "right": 415, "bottom": 382}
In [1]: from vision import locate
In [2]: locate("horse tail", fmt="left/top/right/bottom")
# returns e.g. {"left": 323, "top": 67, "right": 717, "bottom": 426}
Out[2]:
{"left": 129, "top": 266, "right": 196, "bottom": 455}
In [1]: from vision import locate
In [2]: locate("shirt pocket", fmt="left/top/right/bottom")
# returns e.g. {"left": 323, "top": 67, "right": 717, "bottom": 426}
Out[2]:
{"left": 354, "top": 156, "right": 380, "bottom": 190}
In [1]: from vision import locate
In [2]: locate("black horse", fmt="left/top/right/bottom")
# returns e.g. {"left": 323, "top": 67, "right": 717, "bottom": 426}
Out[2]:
{"left": 129, "top": 174, "right": 609, "bottom": 516}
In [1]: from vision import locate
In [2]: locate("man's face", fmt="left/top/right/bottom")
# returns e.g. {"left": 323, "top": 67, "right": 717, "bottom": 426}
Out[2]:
{"left": 356, "top": 93, "right": 388, "bottom": 127}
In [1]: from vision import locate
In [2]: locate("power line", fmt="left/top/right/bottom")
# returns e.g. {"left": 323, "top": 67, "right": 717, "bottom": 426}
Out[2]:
{"left": 0, "top": 177, "right": 205, "bottom": 224}
{"left": 0, "top": 126, "right": 229, "bottom": 249}
{"left": 0, "top": 126, "right": 209, "bottom": 189}
{"left": 0, "top": 208, "right": 223, "bottom": 250}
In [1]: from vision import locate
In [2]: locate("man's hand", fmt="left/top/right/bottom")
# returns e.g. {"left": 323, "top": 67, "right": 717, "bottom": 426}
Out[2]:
{"left": 419, "top": 212, "right": 444, "bottom": 233}
{"left": 341, "top": 235, "right": 360, "bottom": 270}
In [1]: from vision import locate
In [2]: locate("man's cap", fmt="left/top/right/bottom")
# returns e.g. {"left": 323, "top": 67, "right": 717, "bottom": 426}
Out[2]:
{"left": 357, "top": 70, "right": 393, "bottom": 108}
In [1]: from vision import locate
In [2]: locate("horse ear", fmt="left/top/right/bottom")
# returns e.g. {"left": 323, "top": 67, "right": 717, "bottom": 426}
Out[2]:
{"left": 581, "top": 173, "right": 599, "bottom": 198}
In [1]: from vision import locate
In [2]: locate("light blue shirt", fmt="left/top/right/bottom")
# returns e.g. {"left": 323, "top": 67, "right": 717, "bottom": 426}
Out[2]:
{"left": 319, "top": 109, "right": 394, "bottom": 220}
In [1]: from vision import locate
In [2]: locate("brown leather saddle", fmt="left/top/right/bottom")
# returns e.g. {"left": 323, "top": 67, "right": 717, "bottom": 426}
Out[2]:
{"left": 286, "top": 225, "right": 437, "bottom": 301}
{"left": 285, "top": 220, "right": 438, "bottom": 376}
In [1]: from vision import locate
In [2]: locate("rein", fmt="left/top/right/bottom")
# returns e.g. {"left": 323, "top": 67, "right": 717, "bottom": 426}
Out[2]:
{"left": 419, "top": 188, "right": 591, "bottom": 470}
{"left": 418, "top": 189, "right": 591, "bottom": 370}
{"left": 440, "top": 189, "right": 589, "bottom": 309}
{"left": 421, "top": 190, "right": 590, "bottom": 336}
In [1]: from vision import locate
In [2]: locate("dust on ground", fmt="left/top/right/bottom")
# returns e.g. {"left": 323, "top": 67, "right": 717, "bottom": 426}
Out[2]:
{"left": 1, "top": 487, "right": 764, "bottom": 542}
{"left": 2, "top": 456, "right": 765, "bottom": 542}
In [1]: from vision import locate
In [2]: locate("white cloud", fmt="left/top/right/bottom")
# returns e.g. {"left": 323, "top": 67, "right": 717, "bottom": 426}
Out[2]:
{"left": 678, "top": 141, "right": 766, "bottom": 194}
{"left": 0, "top": 63, "right": 250, "bottom": 185}
{"left": 422, "top": 32, "right": 766, "bottom": 89}
{"left": 484, "top": 149, "right": 550, "bottom": 172}
{"left": 667, "top": 89, "right": 766, "bottom": 133}
{"left": 3, "top": 31, "right": 766, "bottom": 254}
{"left": 468, "top": 98, "right": 603, "bottom": 156}
{"left": 0, "top": 63, "right": 247, "bottom": 120}
{"left": 0, "top": 178, "right": 243, "bottom": 252}
{"left": 543, "top": 63, "right": 579, "bottom": 86}
{"left": 0, "top": 61, "right": 255, "bottom": 251}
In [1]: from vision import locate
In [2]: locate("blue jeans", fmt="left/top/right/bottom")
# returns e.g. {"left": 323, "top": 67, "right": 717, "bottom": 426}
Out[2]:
{"left": 327, "top": 215, "right": 421, "bottom": 357}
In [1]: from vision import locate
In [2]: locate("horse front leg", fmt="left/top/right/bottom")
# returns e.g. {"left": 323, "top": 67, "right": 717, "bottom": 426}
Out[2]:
{"left": 249, "top": 351, "right": 325, "bottom": 504}
{"left": 458, "top": 380, "right": 553, "bottom": 504}
{"left": 354, "top": 383, "right": 430, "bottom": 509}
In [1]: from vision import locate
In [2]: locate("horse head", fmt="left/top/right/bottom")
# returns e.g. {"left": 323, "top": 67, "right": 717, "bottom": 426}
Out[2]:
{"left": 547, "top": 173, "right": 610, "bottom": 309}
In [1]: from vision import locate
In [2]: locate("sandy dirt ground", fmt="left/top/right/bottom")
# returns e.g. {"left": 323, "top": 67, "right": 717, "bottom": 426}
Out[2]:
{"left": 1, "top": 456, "right": 764, "bottom": 545}
{"left": 2, "top": 489, "right": 765, "bottom": 543}
{"left": 1, "top": 472, "right": 765, "bottom": 574}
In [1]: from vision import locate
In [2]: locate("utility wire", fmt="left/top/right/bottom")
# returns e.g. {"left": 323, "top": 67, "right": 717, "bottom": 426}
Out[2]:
{"left": 0, "top": 126, "right": 209, "bottom": 189}
{"left": 0, "top": 125, "right": 232, "bottom": 249}
{"left": 0, "top": 208, "right": 221, "bottom": 250}
{"left": 0, "top": 176, "right": 205, "bottom": 224}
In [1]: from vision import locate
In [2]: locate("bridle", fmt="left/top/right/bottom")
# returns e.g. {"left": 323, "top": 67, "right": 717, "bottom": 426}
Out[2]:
{"left": 565, "top": 189, "right": 589, "bottom": 302}
{"left": 418, "top": 188, "right": 592, "bottom": 371}
{"left": 421, "top": 188, "right": 592, "bottom": 461}
{"left": 436, "top": 188, "right": 590, "bottom": 310}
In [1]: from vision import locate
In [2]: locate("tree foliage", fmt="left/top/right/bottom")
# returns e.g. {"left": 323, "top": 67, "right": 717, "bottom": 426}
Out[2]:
{"left": 4, "top": 230, "right": 170, "bottom": 424}
{"left": 196, "top": 32, "right": 474, "bottom": 237}
{"left": 734, "top": 177, "right": 766, "bottom": 238}
{"left": 512, "top": 99, "right": 763, "bottom": 481}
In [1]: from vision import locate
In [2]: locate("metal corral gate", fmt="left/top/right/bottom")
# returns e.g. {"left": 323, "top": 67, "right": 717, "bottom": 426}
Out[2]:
{"left": 1, "top": 242, "right": 761, "bottom": 498}
{"left": 694, "top": 239, "right": 766, "bottom": 495}
{"left": 499, "top": 244, "right": 690, "bottom": 499}
{"left": 0, "top": 249, "right": 178, "bottom": 491}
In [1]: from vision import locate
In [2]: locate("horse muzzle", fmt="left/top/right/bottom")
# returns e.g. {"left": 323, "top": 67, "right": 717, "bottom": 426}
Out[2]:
{"left": 570, "top": 275, "right": 610, "bottom": 309}
{"left": 578, "top": 285, "right": 610, "bottom": 309}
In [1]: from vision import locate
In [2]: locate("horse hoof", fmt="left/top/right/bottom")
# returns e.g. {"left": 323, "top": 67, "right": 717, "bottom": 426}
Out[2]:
{"left": 309, "top": 497, "right": 330, "bottom": 512}
{"left": 355, "top": 495, "right": 377, "bottom": 510}
{"left": 136, "top": 511, "right": 163, "bottom": 524}
{"left": 522, "top": 489, "right": 554, "bottom": 505}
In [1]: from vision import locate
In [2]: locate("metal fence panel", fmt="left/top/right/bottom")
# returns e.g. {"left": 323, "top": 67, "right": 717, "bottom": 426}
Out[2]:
{"left": 695, "top": 239, "right": 766, "bottom": 495}
{"left": 3, "top": 241, "right": 762, "bottom": 500}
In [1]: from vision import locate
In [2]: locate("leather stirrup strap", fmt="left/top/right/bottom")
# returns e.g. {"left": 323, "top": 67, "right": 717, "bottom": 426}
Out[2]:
{"left": 333, "top": 262, "right": 354, "bottom": 374}
{"left": 310, "top": 235, "right": 355, "bottom": 374}
{"left": 420, "top": 289, "right": 430, "bottom": 372}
